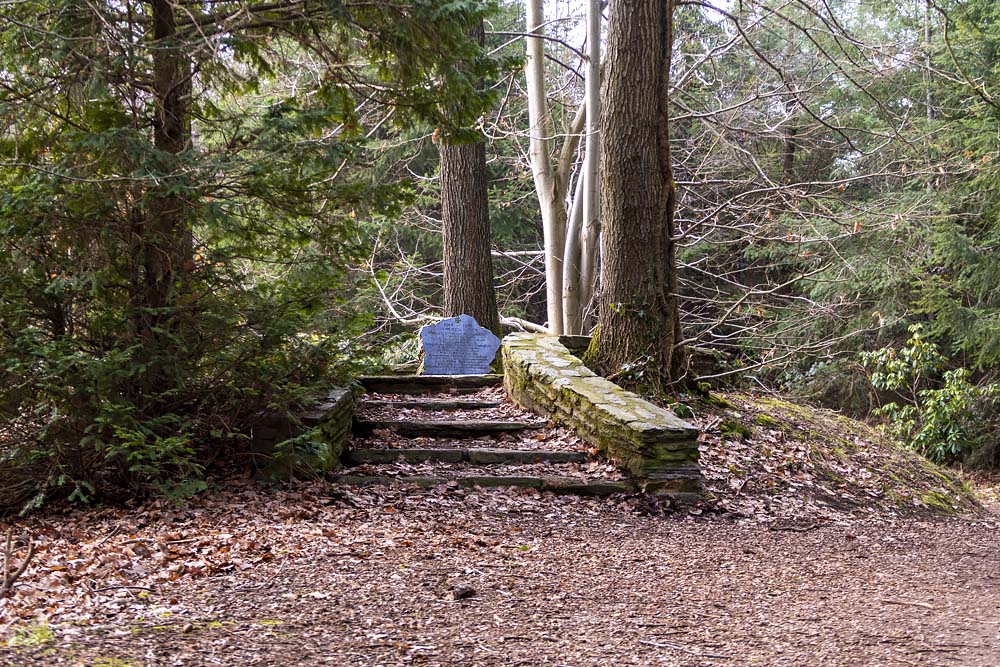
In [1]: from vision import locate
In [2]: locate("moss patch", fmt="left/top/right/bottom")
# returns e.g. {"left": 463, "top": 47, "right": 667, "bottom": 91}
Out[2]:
{"left": 7, "top": 622, "right": 54, "bottom": 647}
{"left": 720, "top": 420, "right": 752, "bottom": 440}
{"left": 703, "top": 392, "right": 735, "bottom": 410}
{"left": 753, "top": 414, "right": 782, "bottom": 428}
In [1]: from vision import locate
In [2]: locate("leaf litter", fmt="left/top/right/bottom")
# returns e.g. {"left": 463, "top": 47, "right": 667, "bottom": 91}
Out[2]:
{"left": 0, "top": 388, "right": 997, "bottom": 665}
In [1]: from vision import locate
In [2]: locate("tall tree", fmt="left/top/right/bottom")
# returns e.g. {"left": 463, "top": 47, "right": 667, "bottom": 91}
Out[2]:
{"left": 0, "top": 0, "right": 500, "bottom": 506}
{"left": 143, "top": 0, "right": 193, "bottom": 397}
{"left": 523, "top": 0, "right": 603, "bottom": 335}
{"left": 439, "top": 21, "right": 501, "bottom": 336}
{"left": 524, "top": 0, "right": 567, "bottom": 334}
{"left": 585, "top": 0, "right": 685, "bottom": 392}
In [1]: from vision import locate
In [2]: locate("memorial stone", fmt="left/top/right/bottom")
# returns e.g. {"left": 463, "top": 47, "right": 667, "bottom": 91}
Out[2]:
{"left": 419, "top": 315, "right": 501, "bottom": 375}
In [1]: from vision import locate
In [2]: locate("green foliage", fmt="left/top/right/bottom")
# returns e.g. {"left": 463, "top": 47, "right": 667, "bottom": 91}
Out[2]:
{"left": 0, "top": 0, "right": 504, "bottom": 511}
{"left": 862, "top": 326, "right": 1000, "bottom": 463}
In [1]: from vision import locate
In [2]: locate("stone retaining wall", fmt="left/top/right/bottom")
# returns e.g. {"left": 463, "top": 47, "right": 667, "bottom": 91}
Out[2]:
{"left": 502, "top": 334, "right": 701, "bottom": 495}
{"left": 251, "top": 388, "right": 354, "bottom": 480}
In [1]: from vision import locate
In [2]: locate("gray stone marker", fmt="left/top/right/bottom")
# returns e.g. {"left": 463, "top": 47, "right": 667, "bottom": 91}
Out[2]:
{"left": 419, "top": 314, "right": 500, "bottom": 375}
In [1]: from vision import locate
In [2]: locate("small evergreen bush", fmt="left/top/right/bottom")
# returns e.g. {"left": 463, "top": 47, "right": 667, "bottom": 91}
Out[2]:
{"left": 862, "top": 325, "right": 1000, "bottom": 464}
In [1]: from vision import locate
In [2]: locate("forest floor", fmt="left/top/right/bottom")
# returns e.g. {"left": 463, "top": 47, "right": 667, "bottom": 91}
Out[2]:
{"left": 1, "top": 390, "right": 998, "bottom": 666}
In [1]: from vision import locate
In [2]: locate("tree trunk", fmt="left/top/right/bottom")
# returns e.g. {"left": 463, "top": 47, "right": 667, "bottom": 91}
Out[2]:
{"left": 440, "top": 139, "right": 501, "bottom": 336}
{"left": 562, "top": 172, "right": 586, "bottom": 334}
{"left": 439, "top": 19, "right": 500, "bottom": 336}
{"left": 525, "top": 0, "right": 565, "bottom": 334}
{"left": 924, "top": 0, "right": 934, "bottom": 121}
{"left": 142, "top": 0, "right": 192, "bottom": 395}
{"left": 578, "top": 0, "right": 602, "bottom": 331}
{"left": 782, "top": 98, "right": 798, "bottom": 184}
{"left": 585, "top": 0, "right": 685, "bottom": 393}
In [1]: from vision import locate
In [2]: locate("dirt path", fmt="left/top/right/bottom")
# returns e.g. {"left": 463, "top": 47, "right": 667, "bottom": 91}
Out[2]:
{"left": 1, "top": 483, "right": 997, "bottom": 666}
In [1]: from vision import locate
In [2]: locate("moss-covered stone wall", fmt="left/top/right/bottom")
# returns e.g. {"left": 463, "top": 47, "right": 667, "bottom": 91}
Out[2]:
{"left": 502, "top": 333, "right": 701, "bottom": 495}
{"left": 251, "top": 388, "right": 354, "bottom": 481}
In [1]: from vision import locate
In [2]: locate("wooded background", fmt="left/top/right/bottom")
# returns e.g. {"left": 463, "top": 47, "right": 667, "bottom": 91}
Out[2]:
{"left": 1, "top": 0, "right": 998, "bottom": 509}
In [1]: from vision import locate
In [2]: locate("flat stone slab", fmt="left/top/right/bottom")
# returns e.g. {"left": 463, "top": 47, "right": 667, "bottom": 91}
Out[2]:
{"left": 332, "top": 474, "right": 630, "bottom": 496}
{"left": 359, "top": 374, "right": 502, "bottom": 395}
{"left": 360, "top": 399, "right": 503, "bottom": 411}
{"left": 352, "top": 419, "right": 547, "bottom": 438}
{"left": 419, "top": 315, "right": 500, "bottom": 375}
{"left": 466, "top": 448, "right": 585, "bottom": 464}
{"left": 345, "top": 449, "right": 466, "bottom": 465}
{"left": 344, "top": 448, "right": 587, "bottom": 465}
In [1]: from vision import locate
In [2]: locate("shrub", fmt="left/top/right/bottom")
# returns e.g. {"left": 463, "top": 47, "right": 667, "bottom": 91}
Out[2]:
{"left": 862, "top": 325, "right": 1000, "bottom": 463}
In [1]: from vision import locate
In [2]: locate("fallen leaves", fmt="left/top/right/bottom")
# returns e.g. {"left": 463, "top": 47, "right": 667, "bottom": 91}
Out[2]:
{"left": 0, "top": 475, "right": 996, "bottom": 666}
{"left": 691, "top": 393, "right": 981, "bottom": 525}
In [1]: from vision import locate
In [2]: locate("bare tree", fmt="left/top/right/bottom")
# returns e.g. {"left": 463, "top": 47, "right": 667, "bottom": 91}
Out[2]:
{"left": 523, "top": 0, "right": 602, "bottom": 334}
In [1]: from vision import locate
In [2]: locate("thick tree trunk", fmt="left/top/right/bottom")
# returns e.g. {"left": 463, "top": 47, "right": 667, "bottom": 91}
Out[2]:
{"left": 439, "top": 19, "right": 500, "bottom": 336}
{"left": 440, "top": 138, "right": 501, "bottom": 336}
{"left": 585, "top": 0, "right": 685, "bottom": 393}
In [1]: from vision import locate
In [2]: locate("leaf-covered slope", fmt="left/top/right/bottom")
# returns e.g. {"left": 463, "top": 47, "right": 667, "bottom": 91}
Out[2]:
{"left": 690, "top": 393, "right": 981, "bottom": 521}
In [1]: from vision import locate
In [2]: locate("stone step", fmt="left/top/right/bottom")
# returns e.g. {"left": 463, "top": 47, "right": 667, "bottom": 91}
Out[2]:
{"left": 352, "top": 419, "right": 547, "bottom": 438}
{"left": 332, "top": 474, "right": 629, "bottom": 496}
{"left": 360, "top": 398, "right": 503, "bottom": 411}
{"left": 359, "top": 374, "right": 502, "bottom": 395}
{"left": 344, "top": 447, "right": 588, "bottom": 466}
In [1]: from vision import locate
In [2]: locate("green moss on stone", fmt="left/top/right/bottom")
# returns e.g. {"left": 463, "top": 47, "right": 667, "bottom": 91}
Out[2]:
{"left": 920, "top": 490, "right": 957, "bottom": 513}
{"left": 502, "top": 332, "right": 701, "bottom": 493}
{"left": 703, "top": 392, "right": 735, "bottom": 409}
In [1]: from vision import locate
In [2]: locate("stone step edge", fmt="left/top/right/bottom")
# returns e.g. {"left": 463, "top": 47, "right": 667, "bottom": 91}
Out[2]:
{"left": 344, "top": 448, "right": 587, "bottom": 465}
{"left": 332, "top": 474, "right": 630, "bottom": 496}
{"left": 360, "top": 399, "right": 503, "bottom": 410}
{"left": 352, "top": 419, "right": 548, "bottom": 437}
{"left": 358, "top": 374, "right": 502, "bottom": 395}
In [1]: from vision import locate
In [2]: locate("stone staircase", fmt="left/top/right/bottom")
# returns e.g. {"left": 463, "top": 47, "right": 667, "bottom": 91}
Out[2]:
{"left": 333, "top": 374, "right": 630, "bottom": 496}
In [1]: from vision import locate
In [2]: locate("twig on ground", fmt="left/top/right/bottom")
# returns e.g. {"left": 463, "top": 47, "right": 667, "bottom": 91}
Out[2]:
{"left": 95, "top": 526, "right": 122, "bottom": 548}
{"left": 880, "top": 598, "right": 936, "bottom": 610}
{"left": 639, "top": 639, "right": 730, "bottom": 659}
{"left": 1, "top": 527, "right": 35, "bottom": 596}
{"left": 90, "top": 585, "right": 156, "bottom": 594}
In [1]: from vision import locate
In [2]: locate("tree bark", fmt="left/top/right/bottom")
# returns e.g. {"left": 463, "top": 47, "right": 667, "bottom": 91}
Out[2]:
{"left": 439, "top": 19, "right": 500, "bottom": 336}
{"left": 578, "top": 0, "right": 602, "bottom": 331}
{"left": 525, "top": 0, "right": 565, "bottom": 334}
{"left": 924, "top": 0, "right": 935, "bottom": 121}
{"left": 440, "top": 138, "right": 501, "bottom": 336}
{"left": 782, "top": 98, "right": 798, "bottom": 184}
{"left": 142, "top": 0, "right": 192, "bottom": 395}
{"left": 562, "top": 171, "right": 586, "bottom": 334}
{"left": 585, "top": 0, "right": 686, "bottom": 393}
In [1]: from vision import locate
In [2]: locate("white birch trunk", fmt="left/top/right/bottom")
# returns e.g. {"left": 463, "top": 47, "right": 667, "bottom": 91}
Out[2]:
{"left": 525, "top": 0, "right": 565, "bottom": 334}
{"left": 562, "top": 171, "right": 586, "bottom": 333}
{"left": 579, "top": 0, "right": 602, "bottom": 325}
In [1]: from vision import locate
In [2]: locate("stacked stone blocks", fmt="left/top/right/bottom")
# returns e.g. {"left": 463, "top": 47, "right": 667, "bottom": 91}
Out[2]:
{"left": 502, "top": 333, "right": 701, "bottom": 495}
{"left": 251, "top": 388, "right": 354, "bottom": 480}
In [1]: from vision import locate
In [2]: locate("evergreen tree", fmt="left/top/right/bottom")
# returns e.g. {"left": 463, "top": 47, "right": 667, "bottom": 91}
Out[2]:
{"left": 0, "top": 0, "right": 499, "bottom": 507}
